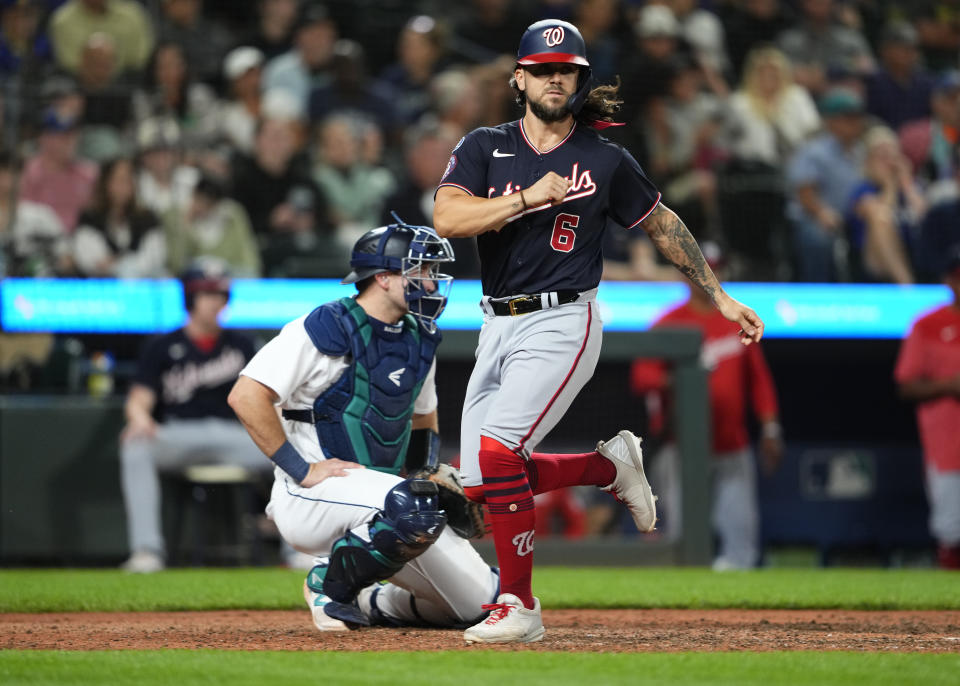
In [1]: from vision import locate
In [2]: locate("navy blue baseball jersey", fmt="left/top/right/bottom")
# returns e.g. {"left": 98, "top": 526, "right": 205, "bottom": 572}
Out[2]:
{"left": 437, "top": 120, "right": 661, "bottom": 298}
{"left": 135, "top": 328, "right": 256, "bottom": 421}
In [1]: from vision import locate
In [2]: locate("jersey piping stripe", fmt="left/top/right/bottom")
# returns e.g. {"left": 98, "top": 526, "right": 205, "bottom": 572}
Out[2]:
{"left": 516, "top": 302, "right": 593, "bottom": 455}
{"left": 283, "top": 479, "right": 381, "bottom": 510}
{"left": 436, "top": 182, "right": 475, "bottom": 196}
{"left": 625, "top": 193, "right": 663, "bottom": 229}
{"left": 519, "top": 119, "right": 576, "bottom": 155}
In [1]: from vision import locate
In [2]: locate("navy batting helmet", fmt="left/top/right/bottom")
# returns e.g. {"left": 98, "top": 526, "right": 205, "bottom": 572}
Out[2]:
{"left": 180, "top": 256, "right": 231, "bottom": 311}
{"left": 343, "top": 214, "right": 455, "bottom": 333}
{"left": 516, "top": 19, "right": 595, "bottom": 115}
{"left": 517, "top": 19, "right": 589, "bottom": 67}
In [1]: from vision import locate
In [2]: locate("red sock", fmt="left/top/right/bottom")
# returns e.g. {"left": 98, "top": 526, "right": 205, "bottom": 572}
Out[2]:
{"left": 525, "top": 450, "right": 616, "bottom": 494}
{"left": 479, "top": 435, "right": 536, "bottom": 609}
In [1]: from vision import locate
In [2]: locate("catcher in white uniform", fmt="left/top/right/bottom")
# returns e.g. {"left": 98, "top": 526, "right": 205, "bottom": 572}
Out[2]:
{"left": 228, "top": 218, "right": 498, "bottom": 631}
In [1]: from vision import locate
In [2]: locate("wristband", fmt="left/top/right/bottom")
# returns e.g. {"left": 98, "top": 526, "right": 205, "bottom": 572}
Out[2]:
{"left": 272, "top": 440, "right": 310, "bottom": 483}
{"left": 519, "top": 190, "right": 529, "bottom": 211}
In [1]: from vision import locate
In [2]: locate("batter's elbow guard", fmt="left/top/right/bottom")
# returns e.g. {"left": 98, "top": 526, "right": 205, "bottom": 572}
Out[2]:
{"left": 404, "top": 428, "right": 441, "bottom": 474}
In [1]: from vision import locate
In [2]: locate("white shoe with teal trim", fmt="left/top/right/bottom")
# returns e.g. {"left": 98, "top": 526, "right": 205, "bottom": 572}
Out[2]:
{"left": 463, "top": 593, "right": 545, "bottom": 644}
{"left": 597, "top": 430, "right": 657, "bottom": 532}
{"left": 303, "top": 579, "right": 348, "bottom": 632}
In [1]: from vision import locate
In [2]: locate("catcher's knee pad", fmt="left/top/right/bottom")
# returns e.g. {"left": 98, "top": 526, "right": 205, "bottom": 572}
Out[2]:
{"left": 322, "top": 478, "right": 447, "bottom": 603}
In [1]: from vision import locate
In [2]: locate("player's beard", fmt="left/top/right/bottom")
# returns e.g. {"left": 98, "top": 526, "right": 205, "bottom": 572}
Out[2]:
{"left": 528, "top": 93, "right": 570, "bottom": 123}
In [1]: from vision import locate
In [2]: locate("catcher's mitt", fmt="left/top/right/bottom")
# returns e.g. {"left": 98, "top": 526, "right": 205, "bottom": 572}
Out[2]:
{"left": 412, "top": 464, "right": 485, "bottom": 539}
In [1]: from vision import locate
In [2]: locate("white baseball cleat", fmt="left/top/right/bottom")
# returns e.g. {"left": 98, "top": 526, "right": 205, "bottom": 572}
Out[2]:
{"left": 597, "top": 430, "right": 658, "bottom": 533}
{"left": 303, "top": 579, "right": 349, "bottom": 632}
{"left": 463, "top": 593, "right": 545, "bottom": 644}
{"left": 120, "top": 550, "right": 165, "bottom": 574}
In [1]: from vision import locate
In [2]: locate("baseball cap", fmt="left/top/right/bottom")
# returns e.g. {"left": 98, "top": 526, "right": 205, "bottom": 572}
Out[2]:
{"left": 818, "top": 87, "right": 865, "bottom": 117}
{"left": 223, "top": 46, "right": 264, "bottom": 81}
{"left": 942, "top": 244, "right": 960, "bottom": 278}
{"left": 40, "top": 107, "right": 78, "bottom": 132}
{"left": 635, "top": 5, "right": 680, "bottom": 39}
{"left": 880, "top": 22, "right": 918, "bottom": 46}
{"left": 297, "top": 1, "right": 331, "bottom": 28}
{"left": 934, "top": 70, "right": 960, "bottom": 94}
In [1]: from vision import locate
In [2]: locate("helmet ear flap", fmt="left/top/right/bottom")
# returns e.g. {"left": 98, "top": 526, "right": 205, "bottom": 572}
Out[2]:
{"left": 567, "top": 66, "right": 595, "bottom": 116}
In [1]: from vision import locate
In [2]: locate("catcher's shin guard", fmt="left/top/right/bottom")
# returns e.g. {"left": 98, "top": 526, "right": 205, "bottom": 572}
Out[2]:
{"left": 322, "top": 479, "right": 447, "bottom": 604}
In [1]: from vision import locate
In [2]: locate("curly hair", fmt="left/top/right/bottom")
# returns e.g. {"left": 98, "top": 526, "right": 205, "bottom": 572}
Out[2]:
{"left": 509, "top": 70, "right": 623, "bottom": 125}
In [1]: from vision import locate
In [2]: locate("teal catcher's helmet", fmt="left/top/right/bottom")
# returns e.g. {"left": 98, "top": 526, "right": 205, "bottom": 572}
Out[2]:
{"left": 342, "top": 214, "right": 455, "bottom": 333}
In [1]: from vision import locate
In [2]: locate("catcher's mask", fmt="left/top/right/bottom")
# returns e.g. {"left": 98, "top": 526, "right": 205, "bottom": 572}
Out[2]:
{"left": 342, "top": 214, "right": 455, "bottom": 333}
{"left": 516, "top": 19, "right": 595, "bottom": 116}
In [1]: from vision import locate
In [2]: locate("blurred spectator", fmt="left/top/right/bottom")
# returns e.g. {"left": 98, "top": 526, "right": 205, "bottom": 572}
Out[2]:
{"left": 719, "top": 46, "right": 820, "bottom": 280}
{"left": 777, "top": 0, "right": 874, "bottom": 96}
{"left": 307, "top": 39, "right": 395, "bottom": 140}
{"left": 133, "top": 42, "right": 220, "bottom": 153}
{"left": 622, "top": 4, "right": 684, "bottom": 114}
{"left": 725, "top": 46, "right": 821, "bottom": 168}
{"left": 19, "top": 107, "right": 98, "bottom": 232}
{"left": 665, "top": 0, "right": 731, "bottom": 95}
{"left": 900, "top": 71, "right": 960, "bottom": 198}
{"left": 49, "top": 0, "right": 154, "bottom": 77}
{"left": 157, "top": 0, "right": 233, "bottom": 87}
{"left": 217, "top": 46, "right": 264, "bottom": 154}
{"left": 865, "top": 22, "right": 933, "bottom": 131}
{"left": 915, "top": 148, "right": 960, "bottom": 282}
{"left": 472, "top": 54, "right": 517, "bottom": 128}
{"left": 135, "top": 117, "right": 198, "bottom": 216}
{"left": 379, "top": 121, "right": 481, "bottom": 278}
{"left": 73, "top": 157, "right": 166, "bottom": 277}
{"left": 0, "top": 149, "right": 72, "bottom": 276}
{"left": 786, "top": 87, "right": 867, "bottom": 282}
{"left": 643, "top": 55, "right": 723, "bottom": 238}
{"left": 895, "top": 247, "right": 960, "bottom": 570}
{"left": 165, "top": 174, "right": 261, "bottom": 276}
{"left": 119, "top": 258, "right": 264, "bottom": 573}
{"left": 73, "top": 32, "right": 132, "bottom": 162}
{"left": 429, "top": 68, "right": 483, "bottom": 137}
{"left": 311, "top": 113, "right": 395, "bottom": 244}
{"left": 573, "top": 0, "right": 621, "bottom": 83}
{"left": 631, "top": 242, "right": 782, "bottom": 568}
{"left": 451, "top": 0, "right": 531, "bottom": 63}
{"left": 845, "top": 125, "right": 923, "bottom": 285}
{"left": 229, "top": 116, "right": 330, "bottom": 276}
{"left": 239, "top": 0, "right": 299, "bottom": 62}
{"left": 375, "top": 15, "right": 448, "bottom": 128}
{"left": 261, "top": 1, "right": 337, "bottom": 118}
{"left": 721, "top": 0, "right": 795, "bottom": 80}
{"left": 908, "top": 0, "right": 960, "bottom": 72}
{"left": 0, "top": 0, "right": 53, "bottom": 77}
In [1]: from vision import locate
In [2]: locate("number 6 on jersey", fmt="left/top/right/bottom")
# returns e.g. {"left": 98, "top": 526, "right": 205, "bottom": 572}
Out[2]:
{"left": 550, "top": 213, "right": 579, "bottom": 253}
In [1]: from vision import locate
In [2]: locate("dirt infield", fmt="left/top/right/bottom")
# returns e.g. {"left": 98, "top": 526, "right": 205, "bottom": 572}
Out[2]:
{"left": 3, "top": 609, "right": 960, "bottom": 652}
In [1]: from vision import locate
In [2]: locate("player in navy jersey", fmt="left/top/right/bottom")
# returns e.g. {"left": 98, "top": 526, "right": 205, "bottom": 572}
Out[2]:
{"left": 433, "top": 19, "right": 765, "bottom": 644}
{"left": 119, "top": 258, "right": 268, "bottom": 573}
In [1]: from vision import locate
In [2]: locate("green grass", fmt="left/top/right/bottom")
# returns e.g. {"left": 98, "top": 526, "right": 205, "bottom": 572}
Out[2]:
{"left": 1, "top": 651, "right": 957, "bottom": 686}
{"left": 1, "top": 567, "right": 958, "bottom": 613}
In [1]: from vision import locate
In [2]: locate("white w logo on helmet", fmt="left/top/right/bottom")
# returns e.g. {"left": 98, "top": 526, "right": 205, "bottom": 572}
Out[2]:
{"left": 542, "top": 26, "right": 565, "bottom": 47}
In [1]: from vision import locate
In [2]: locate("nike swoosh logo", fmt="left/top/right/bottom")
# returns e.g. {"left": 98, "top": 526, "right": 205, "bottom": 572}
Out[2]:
{"left": 492, "top": 149, "right": 514, "bottom": 158}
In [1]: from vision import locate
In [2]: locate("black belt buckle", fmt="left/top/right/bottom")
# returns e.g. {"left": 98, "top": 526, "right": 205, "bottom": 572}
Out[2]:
{"left": 508, "top": 295, "right": 536, "bottom": 316}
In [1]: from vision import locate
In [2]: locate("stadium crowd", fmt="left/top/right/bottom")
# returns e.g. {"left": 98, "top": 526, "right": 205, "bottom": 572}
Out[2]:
{"left": 2, "top": 0, "right": 960, "bottom": 285}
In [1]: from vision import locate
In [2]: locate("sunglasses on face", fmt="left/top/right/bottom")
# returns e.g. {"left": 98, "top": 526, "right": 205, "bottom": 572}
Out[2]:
{"left": 524, "top": 63, "right": 580, "bottom": 78}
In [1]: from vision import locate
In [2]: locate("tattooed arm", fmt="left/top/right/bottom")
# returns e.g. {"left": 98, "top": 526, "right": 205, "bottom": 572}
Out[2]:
{"left": 640, "top": 203, "right": 765, "bottom": 344}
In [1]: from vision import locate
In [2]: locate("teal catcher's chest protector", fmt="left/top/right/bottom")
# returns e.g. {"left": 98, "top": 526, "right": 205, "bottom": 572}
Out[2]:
{"left": 303, "top": 298, "right": 440, "bottom": 474}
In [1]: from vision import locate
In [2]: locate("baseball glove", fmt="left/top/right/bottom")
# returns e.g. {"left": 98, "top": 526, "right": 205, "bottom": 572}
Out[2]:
{"left": 413, "top": 463, "right": 486, "bottom": 539}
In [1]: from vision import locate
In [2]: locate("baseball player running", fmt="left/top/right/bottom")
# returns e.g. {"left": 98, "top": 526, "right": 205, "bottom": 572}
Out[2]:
{"left": 228, "top": 219, "right": 499, "bottom": 631}
{"left": 433, "top": 19, "right": 765, "bottom": 644}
